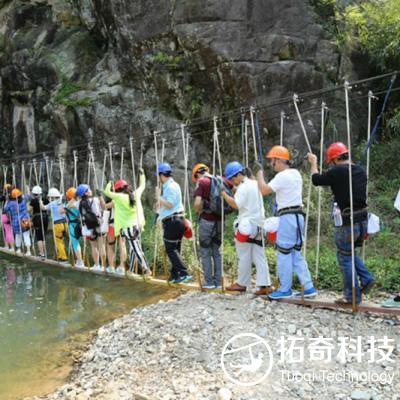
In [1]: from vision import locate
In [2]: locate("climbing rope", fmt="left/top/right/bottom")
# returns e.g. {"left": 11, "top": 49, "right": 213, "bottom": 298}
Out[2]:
{"left": 249, "top": 106, "right": 258, "bottom": 162}
{"left": 344, "top": 81, "right": 357, "bottom": 312}
{"left": 315, "top": 102, "right": 328, "bottom": 285}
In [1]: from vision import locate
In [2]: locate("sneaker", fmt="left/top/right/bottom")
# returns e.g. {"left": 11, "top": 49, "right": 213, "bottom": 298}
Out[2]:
{"left": 182, "top": 275, "right": 193, "bottom": 283}
{"left": 38, "top": 253, "right": 45, "bottom": 259}
{"left": 25, "top": 251, "right": 32, "bottom": 256}
{"left": 293, "top": 287, "right": 318, "bottom": 298}
{"left": 144, "top": 269, "right": 152, "bottom": 277}
{"left": 214, "top": 285, "right": 222, "bottom": 290}
{"left": 268, "top": 290, "right": 293, "bottom": 300}
{"left": 115, "top": 267, "right": 125, "bottom": 276}
{"left": 361, "top": 280, "right": 375, "bottom": 295}
{"left": 106, "top": 266, "right": 116, "bottom": 274}
{"left": 75, "top": 262, "right": 88, "bottom": 270}
{"left": 16, "top": 249, "right": 22, "bottom": 255}
{"left": 172, "top": 277, "right": 185, "bottom": 284}
{"left": 382, "top": 296, "right": 400, "bottom": 308}
{"left": 202, "top": 284, "right": 216, "bottom": 290}
{"left": 334, "top": 297, "right": 353, "bottom": 305}
{"left": 59, "top": 260, "right": 70, "bottom": 266}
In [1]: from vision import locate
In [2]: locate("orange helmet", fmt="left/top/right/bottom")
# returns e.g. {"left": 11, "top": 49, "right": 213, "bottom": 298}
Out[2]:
{"left": 66, "top": 187, "right": 76, "bottom": 200}
{"left": 192, "top": 163, "right": 209, "bottom": 182}
{"left": 266, "top": 145, "right": 291, "bottom": 160}
{"left": 11, "top": 188, "right": 22, "bottom": 199}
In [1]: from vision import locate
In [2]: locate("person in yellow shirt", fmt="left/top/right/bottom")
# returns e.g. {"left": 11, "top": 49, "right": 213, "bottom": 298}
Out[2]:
{"left": 103, "top": 168, "right": 150, "bottom": 275}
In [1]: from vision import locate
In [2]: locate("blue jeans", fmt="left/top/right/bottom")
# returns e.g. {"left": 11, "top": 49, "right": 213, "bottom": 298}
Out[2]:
{"left": 276, "top": 213, "right": 314, "bottom": 292}
{"left": 335, "top": 221, "right": 374, "bottom": 303}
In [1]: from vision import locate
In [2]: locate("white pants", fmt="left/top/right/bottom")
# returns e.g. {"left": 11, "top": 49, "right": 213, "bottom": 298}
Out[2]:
{"left": 235, "top": 239, "right": 271, "bottom": 287}
{"left": 16, "top": 231, "right": 31, "bottom": 248}
{"left": 122, "top": 226, "right": 150, "bottom": 272}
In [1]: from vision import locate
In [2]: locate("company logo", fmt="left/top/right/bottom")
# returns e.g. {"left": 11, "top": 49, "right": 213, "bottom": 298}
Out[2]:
{"left": 221, "top": 333, "right": 274, "bottom": 387}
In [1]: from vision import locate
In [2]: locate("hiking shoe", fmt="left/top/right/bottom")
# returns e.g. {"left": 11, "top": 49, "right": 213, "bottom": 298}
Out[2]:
{"left": 361, "top": 280, "right": 375, "bottom": 295}
{"left": 293, "top": 287, "right": 318, "bottom": 298}
{"left": 255, "top": 286, "right": 275, "bottom": 296}
{"left": 225, "top": 283, "right": 246, "bottom": 292}
{"left": 181, "top": 275, "right": 193, "bottom": 283}
{"left": 382, "top": 296, "right": 400, "bottom": 308}
{"left": 268, "top": 290, "right": 293, "bottom": 300}
{"left": 202, "top": 284, "right": 216, "bottom": 290}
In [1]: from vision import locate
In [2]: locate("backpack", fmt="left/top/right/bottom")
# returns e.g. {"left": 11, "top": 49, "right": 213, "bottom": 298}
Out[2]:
{"left": 80, "top": 199, "right": 100, "bottom": 230}
{"left": 206, "top": 176, "right": 234, "bottom": 216}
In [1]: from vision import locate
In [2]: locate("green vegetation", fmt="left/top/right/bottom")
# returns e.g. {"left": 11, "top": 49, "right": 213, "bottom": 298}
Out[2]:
{"left": 153, "top": 51, "right": 184, "bottom": 69}
{"left": 54, "top": 80, "right": 93, "bottom": 107}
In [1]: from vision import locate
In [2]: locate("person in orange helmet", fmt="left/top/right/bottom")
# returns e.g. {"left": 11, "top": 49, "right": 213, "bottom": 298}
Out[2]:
{"left": 60, "top": 187, "right": 84, "bottom": 268}
{"left": 1, "top": 184, "right": 15, "bottom": 250}
{"left": 307, "top": 142, "right": 374, "bottom": 305}
{"left": 256, "top": 145, "right": 317, "bottom": 300}
{"left": 4, "top": 188, "right": 32, "bottom": 255}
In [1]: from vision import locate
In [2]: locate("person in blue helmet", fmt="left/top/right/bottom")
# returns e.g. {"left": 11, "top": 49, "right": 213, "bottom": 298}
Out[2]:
{"left": 155, "top": 163, "right": 192, "bottom": 284}
{"left": 220, "top": 161, "right": 272, "bottom": 295}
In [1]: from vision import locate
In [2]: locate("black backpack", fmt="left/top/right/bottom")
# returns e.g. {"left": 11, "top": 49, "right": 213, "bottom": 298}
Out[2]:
{"left": 206, "top": 176, "right": 234, "bottom": 216}
{"left": 79, "top": 199, "right": 100, "bottom": 230}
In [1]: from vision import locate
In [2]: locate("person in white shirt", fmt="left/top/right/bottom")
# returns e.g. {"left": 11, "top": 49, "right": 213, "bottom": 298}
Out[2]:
{"left": 256, "top": 146, "right": 316, "bottom": 299}
{"left": 221, "top": 161, "right": 272, "bottom": 295}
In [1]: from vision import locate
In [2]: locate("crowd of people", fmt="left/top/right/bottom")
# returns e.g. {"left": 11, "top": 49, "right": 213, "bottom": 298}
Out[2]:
{"left": 0, "top": 142, "right": 399, "bottom": 308}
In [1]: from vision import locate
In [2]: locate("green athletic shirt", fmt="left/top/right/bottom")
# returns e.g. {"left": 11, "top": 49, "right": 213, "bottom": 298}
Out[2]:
{"left": 103, "top": 173, "right": 146, "bottom": 236}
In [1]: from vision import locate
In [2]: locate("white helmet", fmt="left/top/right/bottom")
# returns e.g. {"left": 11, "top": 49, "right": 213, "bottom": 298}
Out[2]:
{"left": 32, "top": 185, "right": 42, "bottom": 195}
{"left": 48, "top": 187, "right": 61, "bottom": 198}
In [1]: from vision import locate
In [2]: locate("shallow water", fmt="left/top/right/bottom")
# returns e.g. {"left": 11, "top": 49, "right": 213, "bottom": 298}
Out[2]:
{"left": 0, "top": 255, "right": 174, "bottom": 400}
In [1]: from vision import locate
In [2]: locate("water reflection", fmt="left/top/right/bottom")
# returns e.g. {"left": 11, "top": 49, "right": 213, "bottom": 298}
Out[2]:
{"left": 0, "top": 256, "right": 173, "bottom": 400}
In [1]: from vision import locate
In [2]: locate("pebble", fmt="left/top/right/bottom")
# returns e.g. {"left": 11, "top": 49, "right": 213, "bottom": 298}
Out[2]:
{"left": 34, "top": 292, "right": 399, "bottom": 400}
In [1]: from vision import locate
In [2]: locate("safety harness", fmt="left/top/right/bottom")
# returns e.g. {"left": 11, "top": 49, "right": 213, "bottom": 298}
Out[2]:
{"left": 275, "top": 206, "right": 305, "bottom": 254}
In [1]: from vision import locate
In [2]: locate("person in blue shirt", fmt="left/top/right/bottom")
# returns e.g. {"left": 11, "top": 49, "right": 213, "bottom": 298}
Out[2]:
{"left": 155, "top": 163, "right": 191, "bottom": 284}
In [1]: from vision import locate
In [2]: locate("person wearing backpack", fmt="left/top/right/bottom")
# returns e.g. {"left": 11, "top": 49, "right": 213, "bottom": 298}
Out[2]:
{"left": 192, "top": 163, "right": 232, "bottom": 289}
{"left": 61, "top": 187, "right": 85, "bottom": 269}
{"left": 41, "top": 188, "right": 69, "bottom": 263}
{"left": 256, "top": 146, "right": 317, "bottom": 300}
{"left": 76, "top": 184, "right": 106, "bottom": 272}
{"left": 29, "top": 185, "right": 48, "bottom": 258}
{"left": 156, "top": 163, "right": 192, "bottom": 284}
{"left": 220, "top": 161, "right": 272, "bottom": 295}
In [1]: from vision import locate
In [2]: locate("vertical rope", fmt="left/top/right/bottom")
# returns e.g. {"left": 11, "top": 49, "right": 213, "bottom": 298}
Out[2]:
{"left": 344, "top": 81, "right": 357, "bottom": 313}
{"left": 153, "top": 131, "right": 160, "bottom": 277}
{"left": 241, "top": 112, "right": 245, "bottom": 166}
{"left": 213, "top": 116, "right": 225, "bottom": 290}
{"left": 244, "top": 119, "right": 249, "bottom": 168}
{"left": 73, "top": 151, "right": 78, "bottom": 187}
{"left": 280, "top": 111, "right": 285, "bottom": 146}
{"left": 315, "top": 102, "right": 327, "bottom": 284}
{"left": 250, "top": 106, "right": 258, "bottom": 162}
{"left": 293, "top": 94, "right": 312, "bottom": 153}
{"left": 45, "top": 156, "right": 58, "bottom": 260}
{"left": 120, "top": 147, "right": 125, "bottom": 179}
{"left": 108, "top": 142, "right": 115, "bottom": 181}
{"left": 100, "top": 150, "right": 107, "bottom": 191}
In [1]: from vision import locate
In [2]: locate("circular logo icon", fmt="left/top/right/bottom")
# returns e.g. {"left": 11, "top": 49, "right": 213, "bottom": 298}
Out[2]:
{"left": 221, "top": 333, "right": 274, "bottom": 387}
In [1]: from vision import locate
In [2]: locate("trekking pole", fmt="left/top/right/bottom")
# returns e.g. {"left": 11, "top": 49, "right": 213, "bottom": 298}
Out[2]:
{"left": 315, "top": 102, "right": 328, "bottom": 288}
{"left": 344, "top": 81, "right": 357, "bottom": 313}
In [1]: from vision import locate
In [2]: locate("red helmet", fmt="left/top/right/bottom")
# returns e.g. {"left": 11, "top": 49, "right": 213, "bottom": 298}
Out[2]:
{"left": 326, "top": 142, "right": 349, "bottom": 164}
{"left": 114, "top": 179, "right": 128, "bottom": 191}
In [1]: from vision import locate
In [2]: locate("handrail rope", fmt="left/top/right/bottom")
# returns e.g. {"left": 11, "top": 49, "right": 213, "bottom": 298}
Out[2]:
{"left": 344, "top": 81, "right": 357, "bottom": 313}
{"left": 153, "top": 131, "right": 160, "bottom": 277}
{"left": 315, "top": 102, "right": 328, "bottom": 285}
{"left": 213, "top": 116, "right": 225, "bottom": 290}
{"left": 45, "top": 155, "right": 59, "bottom": 260}
{"left": 361, "top": 75, "right": 396, "bottom": 163}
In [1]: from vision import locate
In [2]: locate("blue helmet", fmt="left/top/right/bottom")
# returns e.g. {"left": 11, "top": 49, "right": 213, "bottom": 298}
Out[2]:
{"left": 157, "top": 162, "right": 172, "bottom": 175}
{"left": 76, "top": 183, "right": 90, "bottom": 197}
{"left": 224, "top": 161, "right": 244, "bottom": 179}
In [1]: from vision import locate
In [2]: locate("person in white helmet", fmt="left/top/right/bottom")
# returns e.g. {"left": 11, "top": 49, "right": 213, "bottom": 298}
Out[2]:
{"left": 41, "top": 188, "right": 68, "bottom": 263}
{"left": 29, "top": 186, "right": 49, "bottom": 258}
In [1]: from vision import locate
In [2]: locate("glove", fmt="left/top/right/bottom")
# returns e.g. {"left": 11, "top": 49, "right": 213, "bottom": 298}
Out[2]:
{"left": 252, "top": 161, "right": 263, "bottom": 175}
{"left": 244, "top": 167, "right": 253, "bottom": 178}
{"left": 95, "top": 189, "right": 103, "bottom": 196}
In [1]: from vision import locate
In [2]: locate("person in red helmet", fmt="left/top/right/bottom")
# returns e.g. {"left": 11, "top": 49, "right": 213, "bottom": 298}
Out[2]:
{"left": 307, "top": 142, "right": 374, "bottom": 305}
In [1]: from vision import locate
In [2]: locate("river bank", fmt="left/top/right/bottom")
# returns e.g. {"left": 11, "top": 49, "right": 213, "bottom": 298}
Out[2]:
{"left": 32, "top": 290, "right": 400, "bottom": 400}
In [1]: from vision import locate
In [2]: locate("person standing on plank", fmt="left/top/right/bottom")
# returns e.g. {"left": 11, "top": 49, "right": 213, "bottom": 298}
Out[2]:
{"left": 1, "top": 184, "right": 15, "bottom": 251}
{"left": 220, "top": 161, "right": 273, "bottom": 295}
{"left": 42, "top": 187, "right": 69, "bottom": 263}
{"left": 156, "top": 163, "right": 192, "bottom": 284}
{"left": 256, "top": 146, "right": 317, "bottom": 299}
{"left": 29, "top": 185, "right": 49, "bottom": 258}
{"left": 103, "top": 168, "right": 151, "bottom": 276}
{"left": 5, "top": 188, "right": 32, "bottom": 255}
{"left": 307, "top": 142, "right": 374, "bottom": 305}
{"left": 192, "top": 163, "right": 226, "bottom": 289}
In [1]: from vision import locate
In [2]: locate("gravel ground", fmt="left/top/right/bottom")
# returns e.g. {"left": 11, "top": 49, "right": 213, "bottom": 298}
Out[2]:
{"left": 33, "top": 291, "right": 400, "bottom": 400}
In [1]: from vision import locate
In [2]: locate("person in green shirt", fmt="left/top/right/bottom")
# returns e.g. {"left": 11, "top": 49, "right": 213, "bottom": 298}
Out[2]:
{"left": 103, "top": 169, "right": 151, "bottom": 275}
